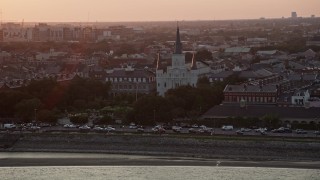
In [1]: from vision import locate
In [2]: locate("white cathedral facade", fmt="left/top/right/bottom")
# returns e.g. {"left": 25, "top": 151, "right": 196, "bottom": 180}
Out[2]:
{"left": 156, "top": 27, "right": 211, "bottom": 96}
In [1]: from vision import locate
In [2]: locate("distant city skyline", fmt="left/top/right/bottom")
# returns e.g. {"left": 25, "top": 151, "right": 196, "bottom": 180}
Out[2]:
{"left": 1, "top": 0, "right": 320, "bottom": 22}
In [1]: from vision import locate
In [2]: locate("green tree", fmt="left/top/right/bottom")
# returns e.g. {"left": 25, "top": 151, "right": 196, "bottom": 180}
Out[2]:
{"left": 15, "top": 98, "right": 42, "bottom": 122}
{"left": 97, "top": 115, "right": 113, "bottom": 125}
{"left": 133, "top": 96, "right": 172, "bottom": 125}
{"left": 0, "top": 91, "right": 32, "bottom": 117}
{"left": 262, "top": 114, "right": 280, "bottom": 128}
{"left": 69, "top": 114, "right": 88, "bottom": 124}
{"left": 37, "top": 109, "right": 57, "bottom": 123}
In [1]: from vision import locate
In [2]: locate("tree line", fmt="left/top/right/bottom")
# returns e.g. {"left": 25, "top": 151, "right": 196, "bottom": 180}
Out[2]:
{"left": 0, "top": 76, "right": 110, "bottom": 123}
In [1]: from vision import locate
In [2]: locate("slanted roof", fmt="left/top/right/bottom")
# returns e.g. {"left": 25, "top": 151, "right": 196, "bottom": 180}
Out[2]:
{"left": 303, "top": 49, "right": 316, "bottom": 57}
{"left": 202, "top": 105, "right": 320, "bottom": 120}
{"left": 224, "top": 84, "right": 277, "bottom": 93}
{"left": 256, "top": 50, "right": 278, "bottom": 55}
{"left": 283, "top": 73, "right": 317, "bottom": 82}
{"left": 254, "top": 69, "right": 274, "bottom": 77}
{"left": 209, "top": 71, "right": 234, "bottom": 78}
{"left": 239, "top": 71, "right": 260, "bottom": 79}
{"left": 224, "top": 47, "right": 251, "bottom": 53}
{"left": 106, "top": 69, "right": 155, "bottom": 78}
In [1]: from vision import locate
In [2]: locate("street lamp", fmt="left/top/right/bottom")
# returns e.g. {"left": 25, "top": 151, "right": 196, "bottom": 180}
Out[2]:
{"left": 136, "top": 83, "right": 139, "bottom": 101}
{"left": 34, "top": 109, "right": 37, "bottom": 125}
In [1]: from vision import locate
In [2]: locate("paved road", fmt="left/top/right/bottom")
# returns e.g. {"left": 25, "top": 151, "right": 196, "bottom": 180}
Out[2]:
{"left": 1, "top": 125, "right": 320, "bottom": 139}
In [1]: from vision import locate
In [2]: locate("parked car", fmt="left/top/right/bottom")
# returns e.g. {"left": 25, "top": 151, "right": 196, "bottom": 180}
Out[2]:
{"left": 129, "top": 125, "right": 138, "bottom": 129}
{"left": 162, "top": 124, "right": 171, "bottom": 130}
{"left": 29, "top": 126, "right": 41, "bottom": 131}
{"left": 4, "top": 124, "right": 16, "bottom": 129}
{"left": 79, "top": 125, "right": 91, "bottom": 130}
{"left": 202, "top": 127, "right": 213, "bottom": 133}
{"left": 39, "top": 123, "right": 51, "bottom": 127}
{"left": 136, "top": 127, "right": 145, "bottom": 133}
{"left": 221, "top": 125, "right": 233, "bottom": 131}
{"left": 314, "top": 131, "right": 320, "bottom": 135}
{"left": 296, "top": 129, "right": 307, "bottom": 134}
{"left": 255, "top": 128, "right": 267, "bottom": 133}
{"left": 105, "top": 126, "right": 116, "bottom": 132}
{"left": 199, "top": 125, "right": 207, "bottom": 129}
{"left": 260, "top": 131, "right": 267, "bottom": 135}
{"left": 197, "top": 128, "right": 206, "bottom": 134}
{"left": 240, "top": 128, "right": 252, "bottom": 132}
{"left": 93, "top": 126, "right": 104, "bottom": 131}
{"left": 271, "top": 127, "right": 291, "bottom": 133}
{"left": 152, "top": 126, "right": 165, "bottom": 134}
{"left": 236, "top": 130, "right": 244, "bottom": 135}
{"left": 64, "top": 124, "right": 78, "bottom": 128}
{"left": 172, "top": 126, "right": 182, "bottom": 133}
{"left": 192, "top": 124, "right": 199, "bottom": 128}
{"left": 188, "top": 128, "right": 198, "bottom": 133}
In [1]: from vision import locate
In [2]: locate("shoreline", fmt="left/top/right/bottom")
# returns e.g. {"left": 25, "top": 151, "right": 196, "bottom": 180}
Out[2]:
{"left": 1, "top": 152, "right": 320, "bottom": 169}
{"left": 1, "top": 133, "right": 320, "bottom": 168}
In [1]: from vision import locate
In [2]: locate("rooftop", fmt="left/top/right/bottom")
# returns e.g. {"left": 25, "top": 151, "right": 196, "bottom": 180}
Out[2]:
{"left": 202, "top": 105, "right": 320, "bottom": 120}
{"left": 224, "top": 84, "right": 278, "bottom": 93}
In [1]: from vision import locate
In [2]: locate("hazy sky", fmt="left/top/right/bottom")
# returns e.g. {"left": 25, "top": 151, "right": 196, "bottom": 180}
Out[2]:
{"left": 1, "top": 0, "right": 320, "bottom": 22}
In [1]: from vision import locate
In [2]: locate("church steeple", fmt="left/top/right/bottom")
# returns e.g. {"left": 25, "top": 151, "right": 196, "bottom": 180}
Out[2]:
{"left": 156, "top": 52, "right": 160, "bottom": 70}
{"left": 174, "top": 25, "right": 182, "bottom": 54}
{"left": 191, "top": 52, "right": 197, "bottom": 70}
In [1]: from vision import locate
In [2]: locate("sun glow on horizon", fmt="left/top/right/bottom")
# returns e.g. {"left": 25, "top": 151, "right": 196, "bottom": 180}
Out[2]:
{"left": 1, "top": 0, "right": 320, "bottom": 22}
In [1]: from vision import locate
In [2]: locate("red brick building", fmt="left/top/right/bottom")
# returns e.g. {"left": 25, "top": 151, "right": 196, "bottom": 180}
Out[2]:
{"left": 223, "top": 84, "right": 278, "bottom": 105}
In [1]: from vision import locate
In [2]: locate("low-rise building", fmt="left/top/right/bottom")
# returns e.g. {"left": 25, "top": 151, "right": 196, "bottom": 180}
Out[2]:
{"left": 223, "top": 84, "right": 278, "bottom": 105}
{"left": 202, "top": 105, "right": 320, "bottom": 124}
{"left": 291, "top": 90, "right": 310, "bottom": 106}
{"left": 105, "top": 66, "right": 156, "bottom": 96}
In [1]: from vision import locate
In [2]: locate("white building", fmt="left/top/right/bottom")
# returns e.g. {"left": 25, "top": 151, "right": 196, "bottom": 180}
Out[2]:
{"left": 156, "top": 27, "right": 210, "bottom": 96}
{"left": 291, "top": 90, "right": 310, "bottom": 106}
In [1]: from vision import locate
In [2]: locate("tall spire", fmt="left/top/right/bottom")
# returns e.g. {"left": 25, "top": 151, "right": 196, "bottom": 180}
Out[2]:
{"left": 156, "top": 52, "right": 160, "bottom": 70}
{"left": 191, "top": 52, "right": 197, "bottom": 70}
{"left": 174, "top": 23, "right": 182, "bottom": 54}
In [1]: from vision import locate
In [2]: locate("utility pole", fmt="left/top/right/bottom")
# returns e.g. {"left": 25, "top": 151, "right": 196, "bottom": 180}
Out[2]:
{"left": 34, "top": 109, "right": 37, "bottom": 125}
{"left": 135, "top": 83, "right": 138, "bottom": 101}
